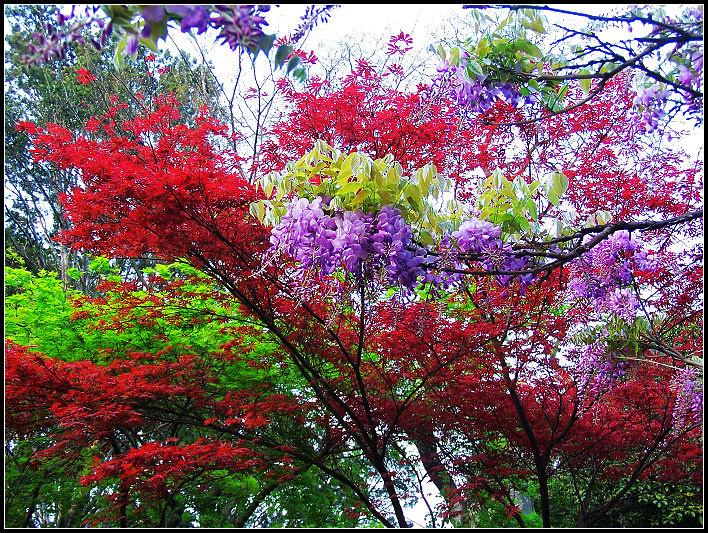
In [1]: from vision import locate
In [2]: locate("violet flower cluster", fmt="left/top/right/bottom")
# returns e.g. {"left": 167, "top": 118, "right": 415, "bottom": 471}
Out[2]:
{"left": 422, "top": 235, "right": 463, "bottom": 291}
{"left": 140, "top": 5, "right": 270, "bottom": 52}
{"left": 268, "top": 198, "right": 436, "bottom": 292}
{"left": 631, "top": 40, "right": 703, "bottom": 131}
{"left": 25, "top": 5, "right": 272, "bottom": 64}
{"left": 575, "top": 338, "right": 629, "bottom": 398}
{"left": 432, "top": 61, "right": 528, "bottom": 114}
{"left": 631, "top": 84, "right": 670, "bottom": 133}
{"left": 453, "top": 218, "right": 536, "bottom": 289}
{"left": 670, "top": 367, "right": 703, "bottom": 432}
{"left": 213, "top": 5, "right": 270, "bottom": 51}
{"left": 679, "top": 48, "right": 704, "bottom": 117}
{"left": 568, "top": 230, "right": 651, "bottom": 321}
{"left": 23, "top": 6, "right": 112, "bottom": 64}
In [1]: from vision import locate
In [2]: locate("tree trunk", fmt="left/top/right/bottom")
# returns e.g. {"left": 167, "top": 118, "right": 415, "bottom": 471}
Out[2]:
{"left": 537, "top": 470, "right": 551, "bottom": 528}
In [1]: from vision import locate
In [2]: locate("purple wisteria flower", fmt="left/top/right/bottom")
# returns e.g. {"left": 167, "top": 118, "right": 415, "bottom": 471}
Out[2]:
{"left": 25, "top": 5, "right": 276, "bottom": 63}
{"left": 372, "top": 206, "right": 430, "bottom": 288}
{"left": 452, "top": 217, "right": 536, "bottom": 289}
{"left": 568, "top": 230, "right": 649, "bottom": 320}
{"left": 670, "top": 367, "right": 703, "bottom": 432}
{"left": 142, "top": 5, "right": 166, "bottom": 23}
{"left": 422, "top": 234, "right": 463, "bottom": 290}
{"left": 574, "top": 338, "right": 629, "bottom": 397}
{"left": 604, "top": 288, "right": 640, "bottom": 321}
{"left": 213, "top": 5, "right": 269, "bottom": 51}
{"left": 453, "top": 218, "right": 502, "bottom": 254}
{"left": 126, "top": 34, "right": 139, "bottom": 56}
{"left": 678, "top": 64, "right": 694, "bottom": 86}
{"left": 631, "top": 84, "right": 670, "bottom": 133}
{"left": 334, "top": 210, "right": 373, "bottom": 273}
{"left": 23, "top": 6, "right": 111, "bottom": 64}
{"left": 268, "top": 200, "right": 435, "bottom": 293}
{"left": 428, "top": 61, "right": 527, "bottom": 115}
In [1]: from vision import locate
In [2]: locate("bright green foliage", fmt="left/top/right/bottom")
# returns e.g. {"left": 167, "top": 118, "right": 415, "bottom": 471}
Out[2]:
{"left": 621, "top": 483, "right": 703, "bottom": 527}
{"left": 475, "top": 169, "right": 570, "bottom": 236}
{"left": 477, "top": 170, "right": 542, "bottom": 235}
{"left": 4, "top": 262, "right": 267, "bottom": 363}
{"left": 5, "top": 267, "right": 86, "bottom": 361}
{"left": 587, "top": 480, "right": 703, "bottom": 528}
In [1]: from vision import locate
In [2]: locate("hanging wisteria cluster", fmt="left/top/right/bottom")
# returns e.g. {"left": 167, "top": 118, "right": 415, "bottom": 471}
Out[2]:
{"left": 574, "top": 338, "right": 631, "bottom": 398}
{"left": 631, "top": 6, "right": 704, "bottom": 127}
{"left": 23, "top": 6, "right": 112, "bottom": 64}
{"left": 431, "top": 60, "right": 527, "bottom": 114}
{"left": 268, "top": 198, "right": 439, "bottom": 293}
{"left": 453, "top": 218, "right": 536, "bottom": 288}
{"left": 632, "top": 85, "right": 671, "bottom": 133}
{"left": 567, "top": 230, "right": 652, "bottom": 321}
{"left": 149, "top": 5, "right": 270, "bottom": 51}
{"left": 671, "top": 367, "right": 704, "bottom": 432}
{"left": 24, "top": 4, "right": 273, "bottom": 64}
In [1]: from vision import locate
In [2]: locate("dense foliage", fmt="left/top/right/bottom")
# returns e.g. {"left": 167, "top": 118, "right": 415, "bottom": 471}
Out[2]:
{"left": 4, "top": 4, "right": 704, "bottom": 529}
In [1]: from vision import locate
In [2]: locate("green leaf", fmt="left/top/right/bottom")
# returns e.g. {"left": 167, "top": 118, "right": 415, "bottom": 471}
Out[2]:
{"left": 516, "top": 213, "right": 531, "bottom": 232}
{"left": 338, "top": 153, "right": 357, "bottom": 184}
{"left": 103, "top": 5, "right": 134, "bottom": 27}
{"left": 476, "top": 37, "right": 491, "bottom": 59}
{"left": 436, "top": 44, "right": 446, "bottom": 61}
{"left": 248, "top": 201, "right": 266, "bottom": 222}
{"left": 274, "top": 45, "right": 293, "bottom": 69}
{"left": 418, "top": 230, "right": 434, "bottom": 246}
{"left": 263, "top": 181, "right": 274, "bottom": 198}
{"left": 465, "top": 60, "right": 484, "bottom": 78}
{"left": 450, "top": 46, "right": 460, "bottom": 66}
{"left": 527, "top": 198, "right": 538, "bottom": 221}
{"left": 89, "top": 257, "right": 113, "bottom": 275}
{"left": 293, "top": 66, "right": 307, "bottom": 82}
{"left": 351, "top": 188, "right": 369, "bottom": 207}
{"left": 387, "top": 163, "right": 402, "bottom": 186}
{"left": 546, "top": 171, "right": 568, "bottom": 206}
{"left": 114, "top": 35, "right": 127, "bottom": 69}
{"left": 596, "top": 210, "right": 613, "bottom": 224}
{"left": 495, "top": 14, "right": 512, "bottom": 32}
{"left": 67, "top": 267, "right": 82, "bottom": 280}
{"left": 149, "top": 18, "right": 168, "bottom": 41}
{"left": 522, "top": 17, "right": 545, "bottom": 34}
{"left": 285, "top": 54, "right": 301, "bottom": 75}
{"left": 600, "top": 61, "right": 618, "bottom": 74}
{"left": 579, "top": 68, "right": 592, "bottom": 93}
{"left": 338, "top": 180, "right": 362, "bottom": 196}
{"left": 516, "top": 39, "right": 543, "bottom": 58}
{"left": 254, "top": 32, "right": 277, "bottom": 57}
{"left": 139, "top": 36, "right": 158, "bottom": 52}
{"left": 405, "top": 183, "right": 423, "bottom": 205}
